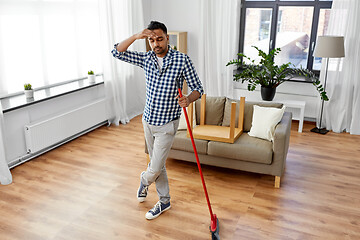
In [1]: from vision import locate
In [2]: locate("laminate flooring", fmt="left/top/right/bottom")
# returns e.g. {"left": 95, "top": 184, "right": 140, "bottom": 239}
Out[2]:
{"left": 1, "top": 115, "right": 359, "bottom": 239}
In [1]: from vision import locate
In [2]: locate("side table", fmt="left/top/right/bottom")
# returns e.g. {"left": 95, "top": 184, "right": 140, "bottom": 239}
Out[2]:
{"left": 277, "top": 100, "right": 306, "bottom": 133}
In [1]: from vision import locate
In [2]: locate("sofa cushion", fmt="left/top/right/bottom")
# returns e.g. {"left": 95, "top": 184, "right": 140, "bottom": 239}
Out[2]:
{"left": 222, "top": 98, "right": 283, "bottom": 132}
{"left": 172, "top": 130, "right": 208, "bottom": 154}
{"left": 207, "top": 133, "right": 273, "bottom": 164}
{"left": 248, "top": 105, "right": 285, "bottom": 141}
{"left": 195, "top": 96, "right": 226, "bottom": 126}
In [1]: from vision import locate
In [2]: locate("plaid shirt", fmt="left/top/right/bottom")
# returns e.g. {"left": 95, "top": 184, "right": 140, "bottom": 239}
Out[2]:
{"left": 112, "top": 46, "right": 203, "bottom": 126}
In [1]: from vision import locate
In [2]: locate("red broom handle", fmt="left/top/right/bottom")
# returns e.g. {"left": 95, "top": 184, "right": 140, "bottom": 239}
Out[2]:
{"left": 177, "top": 88, "right": 215, "bottom": 222}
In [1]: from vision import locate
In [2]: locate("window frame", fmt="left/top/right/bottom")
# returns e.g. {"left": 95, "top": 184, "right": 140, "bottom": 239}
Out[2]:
{"left": 239, "top": 0, "right": 332, "bottom": 76}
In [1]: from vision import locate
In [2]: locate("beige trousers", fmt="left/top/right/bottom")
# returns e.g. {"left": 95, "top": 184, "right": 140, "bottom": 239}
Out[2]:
{"left": 142, "top": 118, "right": 179, "bottom": 204}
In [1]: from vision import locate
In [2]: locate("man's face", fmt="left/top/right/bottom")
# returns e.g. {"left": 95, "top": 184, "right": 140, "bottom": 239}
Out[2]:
{"left": 148, "top": 29, "right": 169, "bottom": 57}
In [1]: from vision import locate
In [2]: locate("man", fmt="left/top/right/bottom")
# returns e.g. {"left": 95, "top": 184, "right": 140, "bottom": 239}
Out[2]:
{"left": 111, "top": 21, "right": 203, "bottom": 220}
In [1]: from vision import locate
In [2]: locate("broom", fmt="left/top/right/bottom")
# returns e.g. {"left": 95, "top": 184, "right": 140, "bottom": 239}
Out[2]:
{"left": 175, "top": 79, "right": 220, "bottom": 240}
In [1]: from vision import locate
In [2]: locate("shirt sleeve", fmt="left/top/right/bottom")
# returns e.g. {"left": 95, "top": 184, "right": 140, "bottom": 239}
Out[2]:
{"left": 182, "top": 55, "right": 204, "bottom": 96}
{"left": 111, "top": 44, "right": 147, "bottom": 69}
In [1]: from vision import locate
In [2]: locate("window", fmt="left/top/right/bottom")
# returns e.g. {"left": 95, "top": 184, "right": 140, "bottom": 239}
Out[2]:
{"left": 239, "top": 0, "right": 332, "bottom": 73}
{"left": 0, "top": 0, "right": 102, "bottom": 96}
{"left": 275, "top": 6, "right": 314, "bottom": 68}
{"left": 243, "top": 8, "right": 273, "bottom": 64}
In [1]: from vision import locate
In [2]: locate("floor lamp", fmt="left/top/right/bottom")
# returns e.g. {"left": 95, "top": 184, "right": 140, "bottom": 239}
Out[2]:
{"left": 311, "top": 36, "right": 345, "bottom": 134}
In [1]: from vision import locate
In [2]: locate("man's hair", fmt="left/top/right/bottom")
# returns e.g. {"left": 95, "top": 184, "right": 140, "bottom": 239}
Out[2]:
{"left": 147, "top": 21, "right": 167, "bottom": 35}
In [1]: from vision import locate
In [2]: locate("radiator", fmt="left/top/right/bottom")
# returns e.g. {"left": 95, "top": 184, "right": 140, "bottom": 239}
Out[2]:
{"left": 24, "top": 99, "right": 106, "bottom": 153}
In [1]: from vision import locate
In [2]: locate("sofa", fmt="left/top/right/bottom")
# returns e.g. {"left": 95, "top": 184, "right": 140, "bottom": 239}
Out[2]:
{"left": 166, "top": 96, "right": 292, "bottom": 188}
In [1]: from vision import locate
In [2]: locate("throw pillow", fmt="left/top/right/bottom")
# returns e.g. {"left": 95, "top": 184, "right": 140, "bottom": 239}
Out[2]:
{"left": 178, "top": 104, "right": 196, "bottom": 130}
{"left": 248, "top": 105, "right": 286, "bottom": 141}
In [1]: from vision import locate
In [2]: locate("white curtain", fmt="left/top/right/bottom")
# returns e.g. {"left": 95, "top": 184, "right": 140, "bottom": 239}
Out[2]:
{"left": 319, "top": 0, "right": 360, "bottom": 134}
{"left": 199, "top": 0, "right": 241, "bottom": 98}
{"left": 98, "top": 0, "right": 146, "bottom": 125}
{"left": 0, "top": 103, "right": 12, "bottom": 185}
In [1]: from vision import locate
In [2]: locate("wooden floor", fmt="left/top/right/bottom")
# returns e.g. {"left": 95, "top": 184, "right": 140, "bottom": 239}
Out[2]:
{"left": 1, "top": 115, "right": 360, "bottom": 240}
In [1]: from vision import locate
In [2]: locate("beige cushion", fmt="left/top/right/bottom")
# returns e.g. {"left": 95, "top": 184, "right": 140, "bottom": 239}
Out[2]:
{"left": 207, "top": 133, "right": 273, "bottom": 164}
{"left": 172, "top": 130, "right": 208, "bottom": 155}
{"left": 195, "top": 96, "right": 226, "bottom": 126}
{"left": 248, "top": 105, "right": 285, "bottom": 141}
{"left": 222, "top": 98, "right": 283, "bottom": 132}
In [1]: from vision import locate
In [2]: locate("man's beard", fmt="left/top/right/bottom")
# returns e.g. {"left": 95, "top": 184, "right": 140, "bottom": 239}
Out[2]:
{"left": 154, "top": 46, "right": 166, "bottom": 54}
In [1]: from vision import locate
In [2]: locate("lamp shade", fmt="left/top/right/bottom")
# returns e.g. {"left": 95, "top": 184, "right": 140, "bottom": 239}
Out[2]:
{"left": 313, "top": 36, "right": 345, "bottom": 58}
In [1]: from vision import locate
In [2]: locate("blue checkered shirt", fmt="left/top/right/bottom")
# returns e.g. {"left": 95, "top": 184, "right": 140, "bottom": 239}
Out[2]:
{"left": 112, "top": 46, "right": 203, "bottom": 126}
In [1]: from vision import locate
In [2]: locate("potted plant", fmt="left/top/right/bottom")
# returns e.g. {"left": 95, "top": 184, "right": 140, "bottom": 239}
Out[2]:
{"left": 88, "top": 70, "right": 96, "bottom": 84}
{"left": 227, "top": 46, "right": 329, "bottom": 101}
{"left": 24, "top": 83, "right": 34, "bottom": 99}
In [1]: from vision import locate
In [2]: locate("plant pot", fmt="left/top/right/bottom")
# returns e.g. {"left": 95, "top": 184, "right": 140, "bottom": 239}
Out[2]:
{"left": 24, "top": 89, "right": 34, "bottom": 99}
{"left": 88, "top": 75, "right": 96, "bottom": 84}
{"left": 261, "top": 86, "right": 276, "bottom": 101}
{"left": 26, "top": 97, "right": 34, "bottom": 103}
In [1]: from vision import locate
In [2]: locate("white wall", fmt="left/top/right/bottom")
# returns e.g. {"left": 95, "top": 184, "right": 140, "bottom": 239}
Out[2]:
{"left": 145, "top": 0, "right": 201, "bottom": 68}
{"left": 142, "top": 0, "right": 151, "bottom": 28}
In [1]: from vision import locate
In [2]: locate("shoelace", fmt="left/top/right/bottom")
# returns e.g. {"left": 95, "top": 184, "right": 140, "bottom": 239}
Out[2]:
{"left": 151, "top": 201, "right": 161, "bottom": 213}
{"left": 141, "top": 186, "right": 148, "bottom": 195}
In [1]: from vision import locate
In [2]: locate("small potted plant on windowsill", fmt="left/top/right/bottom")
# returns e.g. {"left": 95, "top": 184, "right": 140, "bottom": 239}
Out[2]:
{"left": 24, "top": 83, "right": 34, "bottom": 99}
{"left": 88, "top": 70, "right": 96, "bottom": 84}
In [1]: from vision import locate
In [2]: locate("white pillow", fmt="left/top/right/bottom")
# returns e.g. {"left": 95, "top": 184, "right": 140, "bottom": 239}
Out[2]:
{"left": 248, "top": 105, "right": 286, "bottom": 141}
{"left": 178, "top": 104, "right": 196, "bottom": 130}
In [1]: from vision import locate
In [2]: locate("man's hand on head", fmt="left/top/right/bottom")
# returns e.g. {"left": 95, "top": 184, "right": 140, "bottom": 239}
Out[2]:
{"left": 116, "top": 29, "right": 157, "bottom": 52}
{"left": 135, "top": 29, "right": 157, "bottom": 40}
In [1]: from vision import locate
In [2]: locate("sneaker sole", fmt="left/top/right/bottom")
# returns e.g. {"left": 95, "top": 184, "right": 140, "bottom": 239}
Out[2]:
{"left": 137, "top": 197, "right": 146, "bottom": 203}
{"left": 145, "top": 205, "right": 171, "bottom": 220}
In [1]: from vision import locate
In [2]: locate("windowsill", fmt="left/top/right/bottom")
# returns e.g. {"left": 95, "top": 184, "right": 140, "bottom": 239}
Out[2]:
{"left": 232, "top": 69, "right": 316, "bottom": 83}
{"left": 1, "top": 76, "right": 104, "bottom": 113}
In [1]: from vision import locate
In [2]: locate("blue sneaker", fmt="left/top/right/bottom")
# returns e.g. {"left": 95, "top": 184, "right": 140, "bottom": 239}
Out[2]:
{"left": 145, "top": 201, "right": 171, "bottom": 220}
{"left": 137, "top": 171, "right": 148, "bottom": 202}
